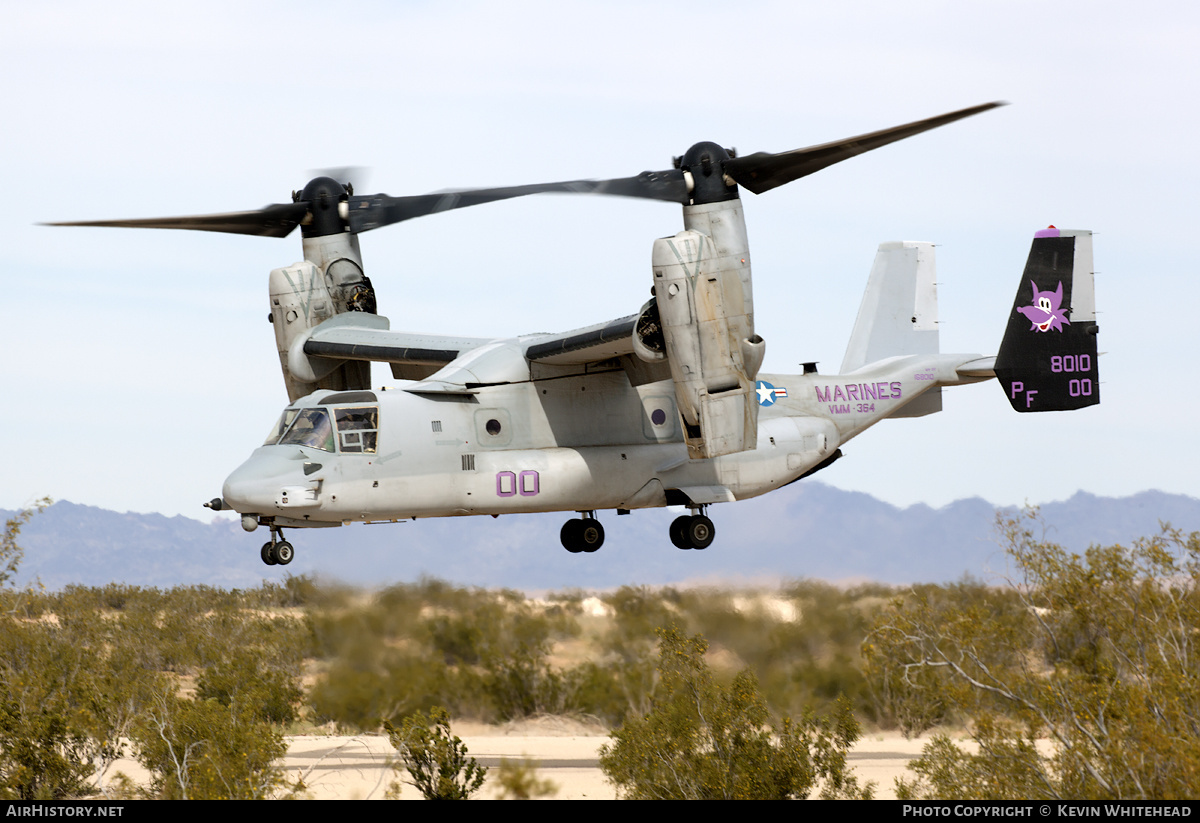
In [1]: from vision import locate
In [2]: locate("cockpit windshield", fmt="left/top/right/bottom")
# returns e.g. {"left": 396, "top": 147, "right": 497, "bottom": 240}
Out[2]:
{"left": 263, "top": 404, "right": 379, "bottom": 453}
{"left": 277, "top": 408, "right": 336, "bottom": 452}
{"left": 263, "top": 408, "right": 300, "bottom": 446}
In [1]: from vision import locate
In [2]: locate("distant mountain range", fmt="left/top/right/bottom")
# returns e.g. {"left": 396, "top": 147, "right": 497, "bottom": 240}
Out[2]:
{"left": 6, "top": 484, "right": 1199, "bottom": 591}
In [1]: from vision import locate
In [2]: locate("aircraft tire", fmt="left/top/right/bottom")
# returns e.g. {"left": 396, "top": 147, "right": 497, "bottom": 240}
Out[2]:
{"left": 686, "top": 515, "right": 715, "bottom": 550}
{"left": 275, "top": 541, "right": 295, "bottom": 565}
{"left": 560, "top": 520, "right": 584, "bottom": 553}
{"left": 670, "top": 516, "right": 693, "bottom": 550}
{"left": 261, "top": 542, "right": 278, "bottom": 566}
{"left": 580, "top": 520, "right": 604, "bottom": 553}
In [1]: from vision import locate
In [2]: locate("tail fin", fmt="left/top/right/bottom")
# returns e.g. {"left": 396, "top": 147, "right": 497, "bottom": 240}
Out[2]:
{"left": 994, "top": 228, "right": 1099, "bottom": 412}
{"left": 841, "top": 240, "right": 940, "bottom": 372}
{"left": 841, "top": 241, "right": 941, "bottom": 417}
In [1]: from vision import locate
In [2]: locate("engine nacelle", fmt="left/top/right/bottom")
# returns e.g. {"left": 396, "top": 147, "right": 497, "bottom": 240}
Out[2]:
{"left": 269, "top": 233, "right": 376, "bottom": 402}
{"left": 651, "top": 224, "right": 763, "bottom": 459}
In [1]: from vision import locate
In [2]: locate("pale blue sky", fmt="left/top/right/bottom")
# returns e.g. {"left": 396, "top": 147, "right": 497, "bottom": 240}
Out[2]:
{"left": 3, "top": 1, "right": 1197, "bottom": 519}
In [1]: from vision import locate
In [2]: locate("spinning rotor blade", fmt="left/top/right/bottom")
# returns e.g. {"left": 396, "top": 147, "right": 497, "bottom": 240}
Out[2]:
{"left": 44, "top": 103, "right": 1004, "bottom": 239}
{"left": 309, "top": 165, "right": 369, "bottom": 191}
{"left": 725, "top": 101, "right": 1006, "bottom": 195}
{"left": 349, "top": 170, "right": 688, "bottom": 233}
{"left": 44, "top": 202, "right": 310, "bottom": 238}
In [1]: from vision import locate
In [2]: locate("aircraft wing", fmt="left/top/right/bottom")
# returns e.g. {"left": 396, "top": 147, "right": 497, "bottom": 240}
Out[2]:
{"left": 522, "top": 315, "right": 638, "bottom": 365}
{"left": 300, "top": 313, "right": 492, "bottom": 381}
{"left": 301, "top": 311, "right": 660, "bottom": 386}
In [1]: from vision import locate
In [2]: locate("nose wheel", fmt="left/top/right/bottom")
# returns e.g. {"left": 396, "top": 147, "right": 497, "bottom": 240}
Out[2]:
{"left": 260, "top": 528, "right": 294, "bottom": 566}
{"left": 560, "top": 513, "right": 604, "bottom": 553}
{"left": 670, "top": 509, "right": 715, "bottom": 550}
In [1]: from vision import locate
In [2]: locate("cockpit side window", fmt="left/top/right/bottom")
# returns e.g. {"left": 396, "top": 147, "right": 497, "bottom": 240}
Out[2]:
{"left": 335, "top": 407, "right": 379, "bottom": 454}
{"left": 263, "top": 408, "right": 300, "bottom": 446}
{"left": 277, "top": 408, "right": 336, "bottom": 452}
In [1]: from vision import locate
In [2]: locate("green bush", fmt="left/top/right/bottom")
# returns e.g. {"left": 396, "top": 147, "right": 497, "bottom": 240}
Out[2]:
{"left": 384, "top": 707, "right": 486, "bottom": 800}
{"left": 133, "top": 689, "right": 289, "bottom": 800}
{"left": 195, "top": 653, "right": 302, "bottom": 726}
{"left": 867, "top": 511, "right": 1200, "bottom": 800}
{"left": 495, "top": 757, "right": 558, "bottom": 799}
{"left": 599, "top": 626, "right": 872, "bottom": 800}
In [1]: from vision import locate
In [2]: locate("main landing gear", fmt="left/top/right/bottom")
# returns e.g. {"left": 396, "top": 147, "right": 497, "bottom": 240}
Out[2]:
{"left": 670, "top": 507, "right": 715, "bottom": 550}
{"left": 560, "top": 512, "right": 604, "bottom": 553}
{"left": 558, "top": 508, "right": 718, "bottom": 552}
{"left": 260, "top": 527, "right": 294, "bottom": 566}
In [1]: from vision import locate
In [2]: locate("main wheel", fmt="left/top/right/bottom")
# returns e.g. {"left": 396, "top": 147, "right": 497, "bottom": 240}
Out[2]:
{"left": 261, "top": 542, "right": 278, "bottom": 566}
{"left": 670, "top": 516, "right": 693, "bottom": 550}
{"left": 275, "top": 540, "right": 295, "bottom": 565}
{"left": 579, "top": 520, "right": 605, "bottom": 553}
{"left": 560, "top": 520, "right": 584, "bottom": 553}
{"left": 686, "top": 515, "right": 715, "bottom": 550}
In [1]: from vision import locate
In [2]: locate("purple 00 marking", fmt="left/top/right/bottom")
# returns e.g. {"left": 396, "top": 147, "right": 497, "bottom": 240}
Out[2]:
{"left": 519, "top": 470, "right": 539, "bottom": 496}
{"left": 1069, "top": 379, "right": 1093, "bottom": 397}
{"left": 497, "top": 470, "right": 539, "bottom": 497}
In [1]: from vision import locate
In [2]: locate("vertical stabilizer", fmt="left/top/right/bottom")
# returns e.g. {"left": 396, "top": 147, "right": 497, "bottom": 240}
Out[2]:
{"left": 994, "top": 229, "right": 1099, "bottom": 412}
{"left": 841, "top": 241, "right": 940, "bottom": 373}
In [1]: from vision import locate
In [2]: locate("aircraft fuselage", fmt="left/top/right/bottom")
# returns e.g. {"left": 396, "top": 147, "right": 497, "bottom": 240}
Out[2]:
{"left": 221, "top": 353, "right": 985, "bottom": 528}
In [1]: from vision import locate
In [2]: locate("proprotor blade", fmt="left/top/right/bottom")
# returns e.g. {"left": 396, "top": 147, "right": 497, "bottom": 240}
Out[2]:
{"left": 43, "top": 202, "right": 310, "bottom": 238}
{"left": 349, "top": 170, "right": 688, "bottom": 233}
{"left": 725, "top": 101, "right": 1006, "bottom": 195}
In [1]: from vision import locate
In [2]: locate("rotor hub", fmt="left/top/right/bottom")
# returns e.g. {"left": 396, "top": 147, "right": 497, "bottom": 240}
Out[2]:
{"left": 680, "top": 141, "right": 738, "bottom": 204}
{"left": 299, "top": 176, "right": 348, "bottom": 237}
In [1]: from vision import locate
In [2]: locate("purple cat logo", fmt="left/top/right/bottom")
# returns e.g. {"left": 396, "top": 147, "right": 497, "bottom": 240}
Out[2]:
{"left": 1017, "top": 281, "right": 1069, "bottom": 333}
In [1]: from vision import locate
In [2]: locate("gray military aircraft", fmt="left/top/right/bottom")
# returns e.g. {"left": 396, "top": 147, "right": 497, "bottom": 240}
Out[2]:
{"left": 49, "top": 102, "right": 1100, "bottom": 566}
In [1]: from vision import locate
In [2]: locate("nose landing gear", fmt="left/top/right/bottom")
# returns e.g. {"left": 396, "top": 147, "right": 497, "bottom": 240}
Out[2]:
{"left": 260, "top": 527, "right": 294, "bottom": 566}
{"left": 670, "top": 507, "right": 715, "bottom": 550}
{"left": 560, "top": 512, "right": 604, "bottom": 553}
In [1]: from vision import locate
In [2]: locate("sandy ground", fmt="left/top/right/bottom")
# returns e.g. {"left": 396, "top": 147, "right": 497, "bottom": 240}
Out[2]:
{"left": 102, "top": 716, "right": 933, "bottom": 799}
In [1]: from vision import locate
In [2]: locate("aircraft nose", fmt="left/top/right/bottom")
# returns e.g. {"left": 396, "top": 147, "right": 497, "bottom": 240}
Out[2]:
{"left": 222, "top": 448, "right": 318, "bottom": 513}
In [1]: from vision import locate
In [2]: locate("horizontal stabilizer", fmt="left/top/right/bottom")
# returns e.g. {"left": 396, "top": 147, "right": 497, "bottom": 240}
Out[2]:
{"left": 994, "top": 229, "right": 1099, "bottom": 412}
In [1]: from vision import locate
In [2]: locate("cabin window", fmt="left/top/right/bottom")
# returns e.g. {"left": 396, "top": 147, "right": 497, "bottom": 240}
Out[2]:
{"left": 335, "top": 407, "right": 379, "bottom": 454}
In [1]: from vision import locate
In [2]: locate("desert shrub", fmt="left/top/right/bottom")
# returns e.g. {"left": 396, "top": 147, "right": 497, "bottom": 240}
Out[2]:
{"left": 0, "top": 621, "right": 112, "bottom": 799}
{"left": 484, "top": 639, "right": 568, "bottom": 720}
{"left": 310, "top": 650, "right": 464, "bottom": 730}
{"left": 310, "top": 579, "right": 583, "bottom": 726}
{"left": 567, "top": 661, "right": 637, "bottom": 727}
{"left": 133, "top": 689, "right": 288, "bottom": 800}
{"left": 866, "top": 510, "right": 1200, "bottom": 800}
{"left": 195, "top": 652, "right": 302, "bottom": 726}
{"left": 384, "top": 706, "right": 486, "bottom": 800}
{"left": 599, "top": 626, "right": 872, "bottom": 800}
{"left": 495, "top": 757, "right": 558, "bottom": 799}
{"left": 0, "top": 500, "right": 134, "bottom": 799}
{"left": 246, "top": 573, "right": 319, "bottom": 609}
{"left": 0, "top": 498, "right": 50, "bottom": 590}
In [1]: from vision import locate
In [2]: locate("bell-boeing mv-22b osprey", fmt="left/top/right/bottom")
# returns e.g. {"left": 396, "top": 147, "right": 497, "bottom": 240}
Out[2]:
{"left": 49, "top": 102, "right": 1101, "bottom": 566}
